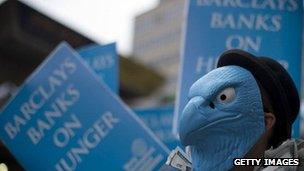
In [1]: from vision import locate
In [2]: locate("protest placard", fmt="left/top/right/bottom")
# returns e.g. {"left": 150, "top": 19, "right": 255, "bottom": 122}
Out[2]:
{"left": 173, "top": 0, "right": 303, "bottom": 137}
{"left": 0, "top": 42, "right": 169, "bottom": 171}
{"left": 134, "top": 107, "right": 180, "bottom": 150}
{"left": 77, "top": 43, "right": 118, "bottom": 93}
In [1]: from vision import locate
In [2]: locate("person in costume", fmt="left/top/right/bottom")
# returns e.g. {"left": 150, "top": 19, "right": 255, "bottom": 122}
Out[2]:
{"left": 177, "top": 49, "right": 303, "bottom": 171}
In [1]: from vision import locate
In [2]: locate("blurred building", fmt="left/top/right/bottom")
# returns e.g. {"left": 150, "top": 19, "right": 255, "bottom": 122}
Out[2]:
{"left": 132, "top": 0, "right": 186, "bottom": 105}
{"left": 0, "top": 0, "right": 164, "bottom": 101}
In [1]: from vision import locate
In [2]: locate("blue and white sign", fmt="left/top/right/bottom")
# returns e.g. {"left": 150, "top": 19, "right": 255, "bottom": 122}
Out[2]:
{"left": 134, "top": 107, "right": 180, "bottom": 150}
{"left": 77, "top": 43, "right": 119, "bottom": 93}
{"left": 0, "top": 43, "right": 169, "bottom": 171}
{"left": 173, "top": 0, "right": 303, "bottom": 137}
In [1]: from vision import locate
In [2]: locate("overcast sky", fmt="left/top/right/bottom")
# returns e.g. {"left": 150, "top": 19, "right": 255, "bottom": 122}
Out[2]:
{"left": 18, "top": 0, "right": 158, "bottom": 55}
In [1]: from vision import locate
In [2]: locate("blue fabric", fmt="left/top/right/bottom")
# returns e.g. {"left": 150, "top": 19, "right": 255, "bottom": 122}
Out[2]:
{"left": 178, "top": 66, "right": 265, "bottom": 171}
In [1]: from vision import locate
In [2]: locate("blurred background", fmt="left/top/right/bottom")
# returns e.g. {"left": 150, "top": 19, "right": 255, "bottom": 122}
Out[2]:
{"left": 0, "top": 0, "right": 303, "bottom": 170}
{"left": 0, "top": 0, "right": 187, "bottom": 108}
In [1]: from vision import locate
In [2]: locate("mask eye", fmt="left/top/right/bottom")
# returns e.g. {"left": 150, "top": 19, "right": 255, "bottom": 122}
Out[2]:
{"left": 216, "top": 87, "right": 236, "bottom": 104}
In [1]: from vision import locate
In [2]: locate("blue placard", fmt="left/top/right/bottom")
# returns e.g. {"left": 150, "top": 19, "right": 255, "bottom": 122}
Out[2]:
{"left": 0, "top": 42, "right": 169, "bottom": 171}
{"left": 134, "top": 107, "right": 180, "bottom": 150}
{"left": 77, "top": 43, "right": 119, "bottom": 93}
{"left": 173, "top": 0, "right": 303, "bottom": 137}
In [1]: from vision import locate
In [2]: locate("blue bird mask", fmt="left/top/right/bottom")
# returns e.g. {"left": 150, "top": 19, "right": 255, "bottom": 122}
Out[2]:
{"left": 178, "top": 65, "right": 265, "bottom": 171}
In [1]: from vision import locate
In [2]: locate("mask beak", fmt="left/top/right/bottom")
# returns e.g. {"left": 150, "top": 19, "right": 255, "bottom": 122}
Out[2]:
{"left": 178, "top": 96, "right": 206, "bottom": 146}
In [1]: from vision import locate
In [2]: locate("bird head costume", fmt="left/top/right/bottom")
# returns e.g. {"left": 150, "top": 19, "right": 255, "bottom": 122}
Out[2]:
{"left": 178, "top": 49, "right": 300, "bottom": 171}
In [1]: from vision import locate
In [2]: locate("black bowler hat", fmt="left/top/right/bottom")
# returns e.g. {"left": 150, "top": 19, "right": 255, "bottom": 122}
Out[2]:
{"left": 217, "top": 49, "right": 300, "bottom": 148}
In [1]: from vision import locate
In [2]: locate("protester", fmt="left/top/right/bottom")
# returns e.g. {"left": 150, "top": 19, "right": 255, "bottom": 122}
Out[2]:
{"left": 177, "top": 49, "right": 303, "bottom": 171}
